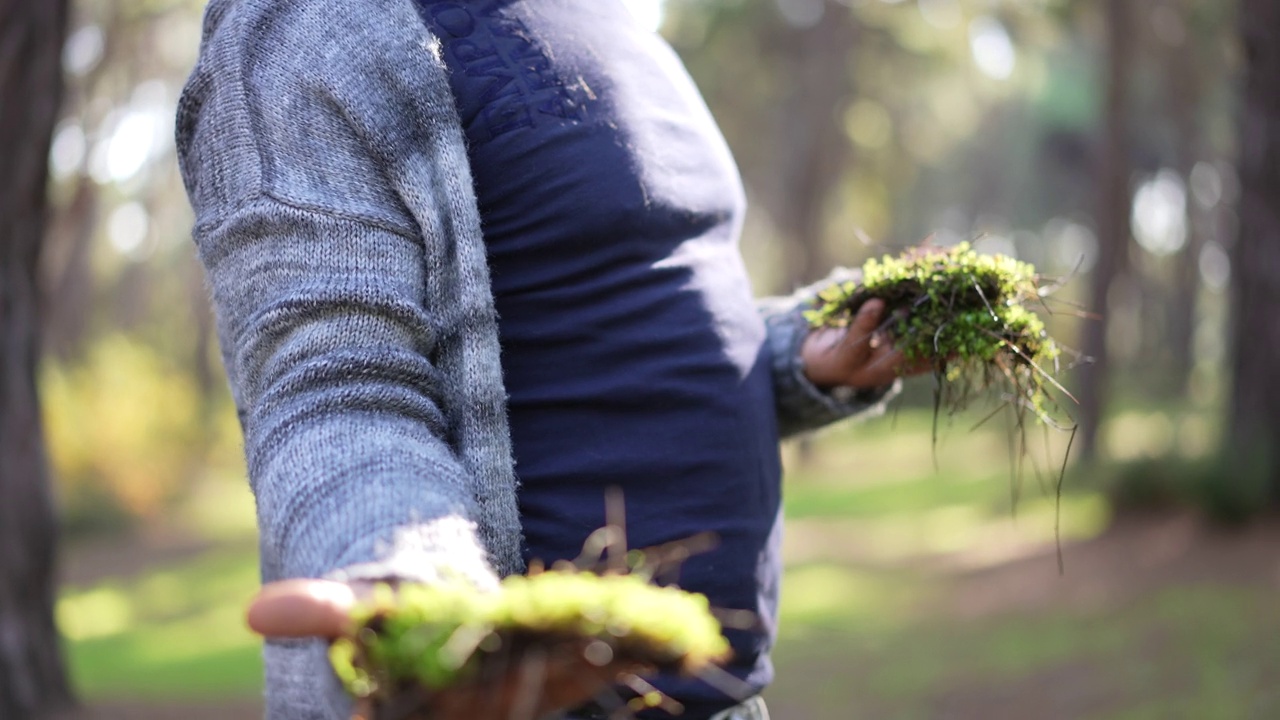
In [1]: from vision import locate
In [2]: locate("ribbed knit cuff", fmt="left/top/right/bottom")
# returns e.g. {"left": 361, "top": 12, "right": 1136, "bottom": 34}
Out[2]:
{"left": 323, "top": 516, "right": 502, "bottom": 591}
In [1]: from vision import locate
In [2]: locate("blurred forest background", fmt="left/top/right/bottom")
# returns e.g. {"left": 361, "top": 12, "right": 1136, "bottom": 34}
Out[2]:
{"left": 2, "top": 0, "right": 1278, "bottom": 718}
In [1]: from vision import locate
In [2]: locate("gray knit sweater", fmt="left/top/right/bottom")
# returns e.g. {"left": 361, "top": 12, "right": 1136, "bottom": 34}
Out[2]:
{"left": 176, "top": 0, "right": 894, "bottom": 717}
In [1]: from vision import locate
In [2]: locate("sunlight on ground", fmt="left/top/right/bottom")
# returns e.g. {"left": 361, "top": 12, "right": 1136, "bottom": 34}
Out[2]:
{"left": 779, "top": 564, "right": 920, "bottom": 634}
{"left": 784, "top": 492, "right": 1110, "bottom": 571}
{"left": 60, "top": 549, "right": 262, "bottom": 699}
{"left": 59, "top": 587, "right": 133, "bottom": 641}
{"left": 767, "top": 582, "right": 1280, "bottom": 720}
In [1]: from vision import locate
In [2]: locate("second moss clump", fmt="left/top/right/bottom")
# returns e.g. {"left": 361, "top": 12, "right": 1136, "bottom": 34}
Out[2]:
{"left": 329, "top": 570, "right": 731, "bottom": 719}
{"left": 805, "top": 242, "right": 1066, "bottom": 422}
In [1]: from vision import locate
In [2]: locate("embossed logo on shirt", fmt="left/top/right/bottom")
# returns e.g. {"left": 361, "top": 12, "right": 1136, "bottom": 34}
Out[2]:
{"left": 416, "top": 1, "right": 593, "bottom": 141}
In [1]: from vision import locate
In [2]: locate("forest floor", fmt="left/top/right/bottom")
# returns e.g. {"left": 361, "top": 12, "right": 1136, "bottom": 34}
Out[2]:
{"left": 53, "top": 507, "right": 1280, "bottom": 720}
{"left": 767, "top": 510, "right": 1280, "bottom": 720}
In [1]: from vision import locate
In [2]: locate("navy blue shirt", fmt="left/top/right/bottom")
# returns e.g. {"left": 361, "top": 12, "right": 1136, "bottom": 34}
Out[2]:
{"left": 412, "top": 2, "right": 783, "bottom": 715}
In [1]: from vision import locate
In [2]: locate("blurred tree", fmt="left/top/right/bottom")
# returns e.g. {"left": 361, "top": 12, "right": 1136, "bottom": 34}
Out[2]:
{"left": 0, "top": 0, "right": 76, "bottom": 717}
{"left": 1164, "top": 0, "right": 1206, "bottom": 391}
{"left": 671, "top": 0, "right": 862, "bottom": 291}
{"left": 1228, "top": 0, "right": 1280, "bottom": 498}
{"left": 1077, "top": 0, "right": 1135, "bottom": 462}
{"left": 1154, "top": 0, "right": 1233, "bottom": 395}
{"left": 37, "top": 0, "right": 240, "bottom": 525}
{"left": 766, "top": 11, "right": 860, "bottom": 289}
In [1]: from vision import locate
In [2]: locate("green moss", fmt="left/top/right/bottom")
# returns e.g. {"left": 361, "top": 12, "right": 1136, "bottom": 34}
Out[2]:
{"left": 330, "top": 570, "right": 730, "bottom": 701}
{"left": 805, "top": 243, "right": 1067, "bottom": 424}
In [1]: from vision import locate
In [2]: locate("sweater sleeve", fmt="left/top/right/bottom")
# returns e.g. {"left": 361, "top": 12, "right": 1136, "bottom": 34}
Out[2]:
{"left": 177, "top": 3, "right": 524, "bottom": 717}
{"left": 175, "top": 0, "right": 527, "bottom": 592}
{"left": 193, "top": 198, "right": 499, "bottom": 589}
{"left": 759, "top": 267, "right": 900, "bottom": 438}
{"left": 194, "top": 199, "right": 502, "bottom": 717}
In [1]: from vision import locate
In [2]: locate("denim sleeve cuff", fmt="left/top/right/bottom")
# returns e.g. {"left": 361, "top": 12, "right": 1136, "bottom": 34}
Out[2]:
{"left": 765, "top": 299, "right": 901, "bottom": 439}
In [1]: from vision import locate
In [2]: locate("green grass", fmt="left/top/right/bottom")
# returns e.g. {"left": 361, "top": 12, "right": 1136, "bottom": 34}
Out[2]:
{"left": 769, "top": 567, "right": 1280, "bottom": 720}
{"left": 786, "top": 473, "right": 1002, "bottom": 519}
{"left": 57, "top": 407, "right": 1263, "bottom": 719}
{"left": 61, "top": 555, "right": 1272, "bottom": 719}
{"left": 59, "top": 546, "right": 263, "bottom": 699}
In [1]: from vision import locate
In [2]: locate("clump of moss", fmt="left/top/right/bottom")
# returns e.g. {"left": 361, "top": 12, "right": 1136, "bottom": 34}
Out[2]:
{"left": 330, "top": 569, "right": 730, "bottom": 719}
{"left": 805, "top": 242, "right": 1069, "bottom": 424}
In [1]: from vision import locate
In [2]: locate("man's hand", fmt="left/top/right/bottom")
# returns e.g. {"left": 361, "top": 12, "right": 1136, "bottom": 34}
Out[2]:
{"left": 245, "top": 580, "right": 645, "bottom": 720}
{"left": 246, "top": 579, "right": 357, "bottom": 639}
{"left": 800, "top": 298, "right": 931, "bottom": 391}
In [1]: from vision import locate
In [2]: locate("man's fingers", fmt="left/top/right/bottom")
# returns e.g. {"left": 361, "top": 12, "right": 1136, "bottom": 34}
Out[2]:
{"left": 860, "top": 345, "right": 905, "bottom": 387}
{"left": 802, "top": 298, "right": 931, "bottom": 389}
{"left": 848, "top": 299, "right": 885, "bottom": 341}
{"left": 246, "top": 579, "right": 357, "bottom": 639}
{"left": 836, "top": 299, "right": 886, "bottom": 360}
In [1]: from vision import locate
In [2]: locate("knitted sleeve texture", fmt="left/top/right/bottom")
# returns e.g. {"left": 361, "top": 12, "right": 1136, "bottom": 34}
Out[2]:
{"left": 178, "top": 0, "right": 527, "bottom": 583}
{"left": 192, "top": 199, "right": 501, "bottom": 587}
{"left": 177, "top": 2, "right": 524, "bottom": 716}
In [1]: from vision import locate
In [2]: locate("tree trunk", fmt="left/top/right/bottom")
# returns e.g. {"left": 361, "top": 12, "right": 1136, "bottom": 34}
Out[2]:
{"left": 1166, "top": 0, "right": 1205, "bottom": 394}
{"left": 0, "top": 0, "right": 75, "bottom": 717}
{"left": 741, "top": 7, "right": 859, "bottom": 292}
{"left": 43, "top": 175, "right": 99, "bottom": 360}
{"left": 760, "top": 12, "right": 858, "bottom": 466}
{"left": 1076, "top": 0, "right": 1135, "bottom": 462}
{"left": 1229, "top": 0, "right": 1280, "bottom": 497}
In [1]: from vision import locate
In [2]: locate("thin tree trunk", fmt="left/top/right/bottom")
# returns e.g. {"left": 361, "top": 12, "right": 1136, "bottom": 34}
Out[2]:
{"left": 0, "top": 0, "right": 75, "bottom": 717}
{"left": 43, "top": 175, "right": 99, "bottom": 359}
{"left": 1077, "top": 0, "right": 1135, "bottom": 462}
{"left": 765, "top": 13, "right": 858, "bottom": 466}
{"left": 760, "top": 10, "right": 859, "bottom": 289}
{"left": 1229, "top": 0, "right": 1280, "bottom": 497}
{"left": 1167, "top": 0, "right": 1205, "bottom": 393}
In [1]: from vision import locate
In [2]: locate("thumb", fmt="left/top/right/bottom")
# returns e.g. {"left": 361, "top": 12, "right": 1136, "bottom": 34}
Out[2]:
{"left": 246, "top": 579, "right": 358, "bottom": 639}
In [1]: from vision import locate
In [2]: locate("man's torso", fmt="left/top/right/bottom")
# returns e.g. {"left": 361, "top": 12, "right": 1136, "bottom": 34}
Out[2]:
{"left": 412, "top": 2, "right": 783, "bottom": 715}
